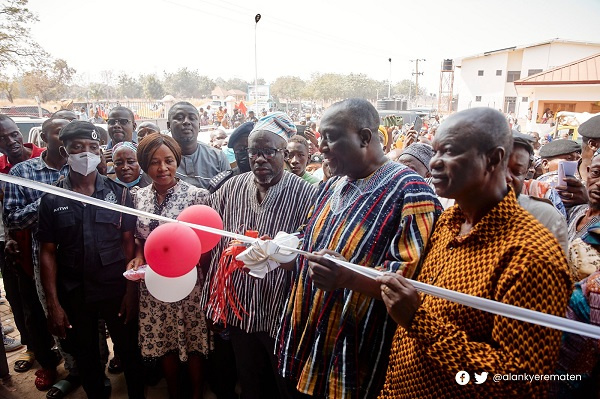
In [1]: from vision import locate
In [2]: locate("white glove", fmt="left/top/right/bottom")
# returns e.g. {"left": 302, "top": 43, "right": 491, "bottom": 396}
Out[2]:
{"left": 236, "top": 232, "right": 300, "bottom": 278}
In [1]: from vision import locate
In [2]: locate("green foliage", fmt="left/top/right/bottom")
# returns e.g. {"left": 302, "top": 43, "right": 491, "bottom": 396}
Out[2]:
{"left": 0, "top": 0, "right": 48, "bottom": 71}
{"left": 117, "top": 74, "right": 143, "bottom": 98}
{"left": 21, "top": 58, "right": 75, "bottom": 101}
{"left": 163, "top": 68, "right": 214, "bottom": 98}
{"left": 140, "top": 74, "right": 164, "bottom": 99}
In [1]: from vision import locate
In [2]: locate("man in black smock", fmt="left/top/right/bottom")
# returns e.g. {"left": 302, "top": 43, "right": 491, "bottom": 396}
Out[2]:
{"left": 37, "top": 121, "right": 144, "bottom": 399}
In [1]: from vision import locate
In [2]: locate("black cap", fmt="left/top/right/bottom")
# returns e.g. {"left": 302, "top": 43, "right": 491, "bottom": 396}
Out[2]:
{"left": 539, "top": 139, "right": 581, "bottom": 158}
{"left": 579, "top": 115, "right": 600, "bottom": 139}
{"left": 228, "top": 121, "right": 254, "bottom": 148}
{"left": 59, "top": 121, "right": 101, "bottom": 142}
{"left": 512, "top": 130, "right": 534, "bottom": 155}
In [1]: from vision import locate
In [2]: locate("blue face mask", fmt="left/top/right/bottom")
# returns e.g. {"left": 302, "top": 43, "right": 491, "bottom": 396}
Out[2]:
{"left": 116, "top": 174, "right": 142, "bottom": 188}
{"left": 222, "top": 147, "right": 236, "bottom": 164}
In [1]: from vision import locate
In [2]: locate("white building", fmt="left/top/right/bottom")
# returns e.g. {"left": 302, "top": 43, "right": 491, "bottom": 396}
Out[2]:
{"left": 454, "top": 39, "right": 600, "bottom": 117}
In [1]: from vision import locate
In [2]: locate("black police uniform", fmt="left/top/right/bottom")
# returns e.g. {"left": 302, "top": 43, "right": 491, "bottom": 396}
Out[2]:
{"left": 37, "top": 174, "right": 144, "bottom": 399}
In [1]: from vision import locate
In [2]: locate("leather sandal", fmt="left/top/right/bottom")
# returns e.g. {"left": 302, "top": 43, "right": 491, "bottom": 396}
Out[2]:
{"left": 46, "top": 376, "right": 80, "bottom": 399}
{"left": 14, "top": 350, "right": 35, "bottom": 372}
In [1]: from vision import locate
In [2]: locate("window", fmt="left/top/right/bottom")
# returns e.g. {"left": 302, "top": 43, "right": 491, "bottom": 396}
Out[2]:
{"left": 475, "top": 96, "right": 482, "bottom": 102}
{"left": 478, "top": 70, "right": 484, "bottom": 76}
{"left": 504, "top": 97, "right": 517, "bottom": 113}
{"left": 496, "top": 70, "right": 502, "bottom": 76}
{"left": 507, "top": 71, "right": 521, "bottom": 82}
{"left": 527, "top": 69, "right": 543, "bottom": 76}
{"left": 522, "top": 97, "right": 528, "bottom": 102}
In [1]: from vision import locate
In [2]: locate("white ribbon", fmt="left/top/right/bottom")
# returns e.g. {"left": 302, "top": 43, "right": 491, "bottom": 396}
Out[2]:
{"left": 2, "top": 173, "right": 600, "bottom": 340}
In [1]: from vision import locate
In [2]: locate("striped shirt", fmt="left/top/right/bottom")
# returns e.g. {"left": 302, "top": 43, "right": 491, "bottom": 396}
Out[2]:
{"left": 201, "top": 171, "right": 317, "bottom": 337}
{"left": 3, "top": 152, "right": 69, "bottom": 280}
{"left": 277, "top": 161, "right": 442, "bottom": 399}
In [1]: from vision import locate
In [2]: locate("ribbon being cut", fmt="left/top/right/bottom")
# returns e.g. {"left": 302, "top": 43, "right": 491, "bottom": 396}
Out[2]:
{"left": 2, "top": 173, "right": 600, "bottom": 339}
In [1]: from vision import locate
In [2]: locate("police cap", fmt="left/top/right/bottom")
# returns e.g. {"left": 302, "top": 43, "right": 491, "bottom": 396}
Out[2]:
{"left": 512, "top": 130, "right": 534, "bottom": 155}
{"left": 579, "top": 115, "right": 600, "bottom": 139}
{"left": 59, "top": 121, "right": 101, "bottom": 142}
{"left": 228, "top": 121, "right": 254, "bottom": 148}
{"left": 539, "top": 139, "right": 581, "bottom": 159}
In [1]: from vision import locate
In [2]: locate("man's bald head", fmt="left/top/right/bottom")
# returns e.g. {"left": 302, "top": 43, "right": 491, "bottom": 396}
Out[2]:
{"left": 319, "top": 99, "right": 388, "bottom": 179}
{"left": 439, "top": 108, "right": 512, "bottom": 167}
{"left": 324, "top": 98, "right": 380, "bottom": 134}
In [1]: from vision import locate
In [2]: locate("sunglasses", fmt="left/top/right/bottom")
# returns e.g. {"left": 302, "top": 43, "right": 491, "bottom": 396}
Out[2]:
{"left": 247, "top": 147, "right": 285, "bottom": 159}
{"left": 107, "top": 118, "right": 131, "bottom": 126}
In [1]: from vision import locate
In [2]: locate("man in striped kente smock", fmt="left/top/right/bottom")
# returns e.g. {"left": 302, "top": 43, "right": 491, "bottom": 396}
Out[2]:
{"left": 201, "top": 112, "right": 317, "bottom": 399}
{"left": 277, "top": 99, "right": 442, "bottom": 398}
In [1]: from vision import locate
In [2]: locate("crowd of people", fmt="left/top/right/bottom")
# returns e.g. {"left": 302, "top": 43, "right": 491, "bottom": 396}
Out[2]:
{"left": 0, "top": 98, "right": 597, "bottom": 399}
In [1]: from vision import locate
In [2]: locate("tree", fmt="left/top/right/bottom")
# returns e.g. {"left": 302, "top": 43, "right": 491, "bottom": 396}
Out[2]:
{"left": 0, "top": 0, "right": 48, "bottom": 71}
{"left": 393, "top": 79, "right": 427, "bottom": 98}
{"left": 270, "top": 76, "right": 305, "bottom": 101}
{"left": 117, "top": 74, "right": 142, "bottom": 98}
{"left": 0, "top": 75, "right": 18, "bottom": 102}
{"left": 308, "top": 73, "right": 345, "bottom": 102}
{"left": 163, "top": 68, "right": 213, "bottom": 98}
{"left": 21, "top": 70, "right": 52, "bottom": 101}
{"left": 140, "top": 74, "right": 164, "bottom": 99}
{"left": 20, "top": 58, "right": 75, "bottom": 101}
{"left": 225, "top": 77, "right": 249, "bottom": 92}
{"left": 345, "top": 73, "right": 381, "bottom": 100}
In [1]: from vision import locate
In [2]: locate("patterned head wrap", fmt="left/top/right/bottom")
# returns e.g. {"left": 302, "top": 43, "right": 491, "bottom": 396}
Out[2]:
{"left": 250, "top": 112, "right": 296, "bottom": 142}
{"left": 112, "top": 141, "right": 138, "bottom": 156}
{"left": 401, "top": 143, "right": 434, "bottom": 172}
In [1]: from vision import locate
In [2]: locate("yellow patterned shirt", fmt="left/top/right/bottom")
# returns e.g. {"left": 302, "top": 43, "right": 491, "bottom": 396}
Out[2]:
{"left": 378, "top": 189, "right": 572, "bottom": 399}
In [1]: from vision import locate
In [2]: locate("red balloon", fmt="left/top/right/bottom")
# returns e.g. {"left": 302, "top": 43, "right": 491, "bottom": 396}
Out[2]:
{"left": 177, "top": 205, "right": 224, "bottom": 254}
{"left": 144, "top": 223, "right": 202, "bottom": 277}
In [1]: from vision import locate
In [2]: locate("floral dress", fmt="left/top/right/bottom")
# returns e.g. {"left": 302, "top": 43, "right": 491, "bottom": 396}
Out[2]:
{"left": 132, "top": 180, "right": 213, "bottom": 361}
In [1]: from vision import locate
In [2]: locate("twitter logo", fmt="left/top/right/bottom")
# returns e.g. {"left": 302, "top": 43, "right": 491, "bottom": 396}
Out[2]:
{"left": 474, "top": 372, "right": 488, "bottom": 384}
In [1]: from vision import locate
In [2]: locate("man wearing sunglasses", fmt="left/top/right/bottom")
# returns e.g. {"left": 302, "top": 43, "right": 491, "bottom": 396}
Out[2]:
{"left": 106, "top": 106, "right": 137, "bottom": 149}
{"left": 103, "top": 106, "right": 137, "bottom": 178}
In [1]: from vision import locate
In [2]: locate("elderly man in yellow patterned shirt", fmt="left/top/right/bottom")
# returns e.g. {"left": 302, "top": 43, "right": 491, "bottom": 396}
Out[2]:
{"left": 377, "top": 108, "right": 572, "bottom": 398}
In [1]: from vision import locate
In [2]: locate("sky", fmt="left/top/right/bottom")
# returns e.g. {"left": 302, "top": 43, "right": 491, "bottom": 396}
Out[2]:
{"left": 25, "top": 0, "right": 600, "bottom": 96}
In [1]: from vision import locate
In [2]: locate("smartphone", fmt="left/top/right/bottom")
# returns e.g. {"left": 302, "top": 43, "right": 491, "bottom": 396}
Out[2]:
{"left": 296, "top": 125, "right": 307, "bottom": 137}
{"left": 557, "top": 160, "right": 578, "bottom": 187}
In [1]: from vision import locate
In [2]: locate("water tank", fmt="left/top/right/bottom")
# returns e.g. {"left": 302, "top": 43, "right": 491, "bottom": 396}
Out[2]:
{"left": 442, "top": 59, "right": 453, "bottom": 71}
{"left": 376, "top": 100, "right": 396, "bottom": 110}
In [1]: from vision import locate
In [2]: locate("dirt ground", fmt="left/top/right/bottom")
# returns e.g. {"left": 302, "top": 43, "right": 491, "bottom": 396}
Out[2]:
{"left": 0, "top": 280, "right": 220, "bottom": 399}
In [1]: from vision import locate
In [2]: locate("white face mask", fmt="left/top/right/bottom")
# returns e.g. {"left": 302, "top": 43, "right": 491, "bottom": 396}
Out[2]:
{"left": 67, "top": 151, "right": 101, "bottom": 176}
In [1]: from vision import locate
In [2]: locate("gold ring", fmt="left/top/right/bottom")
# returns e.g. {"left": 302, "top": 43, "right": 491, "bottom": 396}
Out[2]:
{"left": 383, "top": 285, "right": 389, "bottom": 295}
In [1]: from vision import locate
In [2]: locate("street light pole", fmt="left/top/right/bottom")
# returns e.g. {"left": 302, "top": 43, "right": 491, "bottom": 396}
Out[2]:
{"left": 254, "top": 13, "right": 261, "bottom": 113}
{"left": 388, "top": 58, "right": 392, "bottom": 98}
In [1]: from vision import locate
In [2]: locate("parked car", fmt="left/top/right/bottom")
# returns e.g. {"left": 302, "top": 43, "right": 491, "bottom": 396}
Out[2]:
{"left": 9, "top": 116, "right": 47, "bottom": 143}
{"left": 1, "top": 105, "right": 52, "bottom": 118}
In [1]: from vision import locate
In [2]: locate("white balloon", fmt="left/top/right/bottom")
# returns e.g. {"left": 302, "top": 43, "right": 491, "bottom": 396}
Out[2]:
{"left": 145, "top": 265, "right": 197, "bottom": 303}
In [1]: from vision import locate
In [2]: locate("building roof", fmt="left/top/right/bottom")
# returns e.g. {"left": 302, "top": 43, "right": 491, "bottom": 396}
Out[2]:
{"left": 227, "top": 89, "right": 247, "bottom": 96}
{"left": 514, "top": 52, "right": 600, "bottom": 86}
{"left": 211, "top": 86, "right": 228, "bottom": 98}
{"left": 456, "top": 38, "right": 600, "bottom": 65}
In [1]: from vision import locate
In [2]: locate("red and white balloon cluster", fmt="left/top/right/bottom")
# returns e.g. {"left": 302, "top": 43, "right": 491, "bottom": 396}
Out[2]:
{"left": 143, "top": 205, "right": 223, "bottom": 302}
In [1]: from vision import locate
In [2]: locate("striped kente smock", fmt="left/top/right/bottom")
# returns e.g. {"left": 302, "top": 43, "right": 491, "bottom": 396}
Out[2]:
{"left": 277, "top": 161, "right": 442, "bottom": 399}
{"left": 201, "top": 171, "right": 317, "bottom": 337}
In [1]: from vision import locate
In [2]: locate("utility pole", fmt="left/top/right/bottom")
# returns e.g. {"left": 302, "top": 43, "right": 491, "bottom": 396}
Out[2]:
{"left": 411, "top": 59, "right": 425, "bottom": 105}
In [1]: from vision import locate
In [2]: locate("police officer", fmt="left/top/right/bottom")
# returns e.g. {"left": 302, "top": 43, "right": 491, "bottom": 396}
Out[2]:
{"left": 208, "top": 121, "right": 253, "bottom": 193}
{"left": 37, "top": 121, "right": 144, "bottom": 399}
